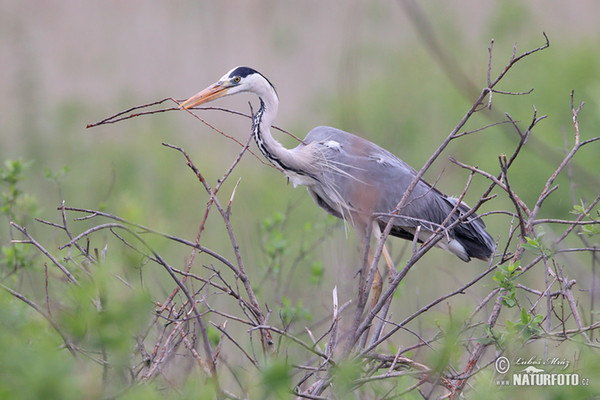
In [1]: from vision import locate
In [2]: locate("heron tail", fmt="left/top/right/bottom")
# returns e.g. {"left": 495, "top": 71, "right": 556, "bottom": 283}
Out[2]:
{"left": 446, "top": 199, "right": 495, "bottom": 262}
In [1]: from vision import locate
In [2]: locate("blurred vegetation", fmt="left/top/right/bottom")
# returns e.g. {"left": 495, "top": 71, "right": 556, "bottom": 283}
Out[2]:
{"left": 1, "top": 1, "right": 600, "bottom": 399}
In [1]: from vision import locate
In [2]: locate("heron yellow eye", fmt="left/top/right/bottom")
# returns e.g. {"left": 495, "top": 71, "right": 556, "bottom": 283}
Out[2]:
{"left": 233, "top": 76, "right": 241, "bottom": 84}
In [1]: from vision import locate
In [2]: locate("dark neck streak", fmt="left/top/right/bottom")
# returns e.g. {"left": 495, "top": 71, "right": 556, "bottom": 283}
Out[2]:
{"left": 252, "top": 98, "right": 307, "bottom": 176}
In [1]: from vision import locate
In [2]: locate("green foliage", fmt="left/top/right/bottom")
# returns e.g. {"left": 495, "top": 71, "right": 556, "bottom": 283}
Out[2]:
{"left": 505, "top": 307, "right": 544, "bottom": 340}
{"left": 0, "top": 158, "right": 36, "bottom": 221}
{"left": 59, "top": 275, "right": 153, "bottom": 365}
{"left": 571, "top": 201, "right": 600, "bottom": 237}
{"left": 331, "top": 359, "right": 363, "bottom": 399}
{"left": 522, "top": 229, "right": 554, "bottom": 257}
{"left": 581, "top": 224, "right": 600, "bottom": 237}
{"left": 258, "top": 209, "right": 334, "bottom": 297}
{"left": 479, "top": 324, "right": 501, "bottom": 347}
{"left": 309, "top": 260, "right": 324, "bottom": 284}
{"left": 0, "top": 159, "right": 37, "bottom": 272}
{"left": 1, "top": 243, "right": 29, "bottom": 272}
{"left": 492, "top": 261, "right": 519, "bottom": 307}
{"left": 207, "top": 324, "right": 221, "bottom": 347}
{"left": 429, "top": 309, "right": 469, "bottom": 374}
{"left": 490, "top": 260, "right": 544, "bottom": 344}
{"left": 261, "top": 211, "right": 289, "bottom": 269}
{"left": 43, "top": 164, "right": 69, "bottom": 185}
{"left": 280, "top": 295, "right": 312, "bottom": 325}
{"left": 120, "top": 376, "right": 219, "bottom": 400}
{"left": 0, "top": 291, "right": 83, "bottom": 400}
{"left": 257, "top": 359, "right": 293, "bottom": 399}
{"left": 43, "top": 165, "right": 69, "bottom": 199}
{"left": 0, "top": 161, "right": 155, "bottom": 398}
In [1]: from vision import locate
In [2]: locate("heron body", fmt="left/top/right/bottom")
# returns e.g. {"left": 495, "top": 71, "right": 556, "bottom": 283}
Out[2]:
{"left": 181, "top": 66, "right": 495, "bottom": 262}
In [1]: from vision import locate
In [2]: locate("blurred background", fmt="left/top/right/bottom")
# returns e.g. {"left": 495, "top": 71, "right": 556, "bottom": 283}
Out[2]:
{"left": 1, "top": 1, "right": 600, "bottom": 397}
{"left": 3, "top": 0, "right": 599, "bottom": 294}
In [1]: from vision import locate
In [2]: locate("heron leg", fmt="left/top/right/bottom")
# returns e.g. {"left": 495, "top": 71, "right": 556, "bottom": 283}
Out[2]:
{"left": 369, "top": 245, "right": 396, "bottom": 310}
{"left": 381, "top": 244, "right": 397, "bottom": 280}
{"left": 362, "top": 222, "right": 396, "bottom": 311}
{"left": 359, "top": 236, "right": 383, "bottom": 311}
{"left": 373, "top": 224, "right": 397, "bottom": 281}
{"left": 370, "top": 263, "right": 383, "bottom": 310}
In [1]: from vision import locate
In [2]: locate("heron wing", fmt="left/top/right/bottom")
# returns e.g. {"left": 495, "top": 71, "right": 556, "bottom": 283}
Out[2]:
{"left": 301, "top": 126, "right": 448, "bottom": 227}
{"left": 298, "top": 126, "right": 494, "bottom": 261}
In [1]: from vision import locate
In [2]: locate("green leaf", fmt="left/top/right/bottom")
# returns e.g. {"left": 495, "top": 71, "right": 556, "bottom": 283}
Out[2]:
{"left": 506, "top": 319, "right": 516, "bottom": 332}
{"left": 570, "top": 204, "right": 585, "bottom": 215}
{"left": 501, "top": 292, "right": 517, "bottom": 308}
{"left": 582, "top": 225, "right": 600, "bottom": 237}
{"left": 43, "top": 165, "right": 69, "bottom": 183}
{"left": 492, "top": 270, "right": 504, "bottom": 283}
{"left": 532, "top": 314, "right": 544, "bottom": 324}
{"left": 332, "top": 360, "right": 362, "bottom": 397}
{"left": 520, "top": 307, "right": 530, "bottom": 324}
{"left": 259, "top": 359, "right": 292, "bottom": 399}
{"left": 207, "top": 327, "right": 221, "bottom": 347}
{"left": 523, "top": 236, "right": 540, "bottom": 250}
{"left": 1, "top": 245, "right": 29, "bottom": 270}
{"left": 310, "top": 261, "right": 324, "bottom": 284}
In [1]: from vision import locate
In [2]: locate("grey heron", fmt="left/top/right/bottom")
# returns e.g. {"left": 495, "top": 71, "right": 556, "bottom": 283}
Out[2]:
{"left": 180, "top": 66, "right": 495, "bottom": 262}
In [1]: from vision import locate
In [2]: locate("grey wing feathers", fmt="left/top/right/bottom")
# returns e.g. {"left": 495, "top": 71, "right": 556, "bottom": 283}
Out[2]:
{"left": 443, "top": 198, "right": 496, "bottom": 261}
{"left": 301, "top": 126, "right": 495, "bottom": 262}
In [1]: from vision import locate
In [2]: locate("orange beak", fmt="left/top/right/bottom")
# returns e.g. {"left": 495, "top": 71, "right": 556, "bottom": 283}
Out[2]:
{"left": 179, "top": 82, "right": 229, "bottom": 109}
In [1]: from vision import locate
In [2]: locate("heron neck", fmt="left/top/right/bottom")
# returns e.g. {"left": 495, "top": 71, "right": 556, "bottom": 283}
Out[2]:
{"left": 253, "top": 94, "right": 296, "bottom": 171}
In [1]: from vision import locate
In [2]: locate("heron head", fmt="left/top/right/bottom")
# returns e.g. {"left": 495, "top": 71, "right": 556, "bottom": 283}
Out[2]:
{"left": 180, "top": 66, "right": 276, "bottom": 109}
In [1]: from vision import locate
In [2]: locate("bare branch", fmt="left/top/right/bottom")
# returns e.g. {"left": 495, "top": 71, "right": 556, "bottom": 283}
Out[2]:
{"left": 10, "top": 222, "right": 79, "bottom": 285}
{"left": 0, "top": 283, "right": 78, "bottom": 357}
